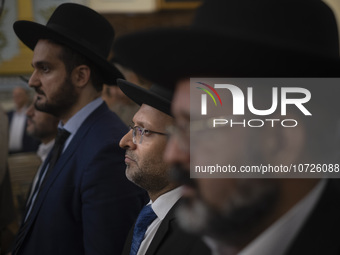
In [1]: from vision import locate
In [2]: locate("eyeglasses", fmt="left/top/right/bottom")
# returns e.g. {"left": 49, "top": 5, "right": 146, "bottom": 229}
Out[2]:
{"left": 129, "top": 125, "right": 167, "bottom": 144}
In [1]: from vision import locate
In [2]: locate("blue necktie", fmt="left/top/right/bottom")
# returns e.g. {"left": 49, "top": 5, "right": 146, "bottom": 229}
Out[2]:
{"left": 130, "top": 205, "right": 157, "bottom": 255}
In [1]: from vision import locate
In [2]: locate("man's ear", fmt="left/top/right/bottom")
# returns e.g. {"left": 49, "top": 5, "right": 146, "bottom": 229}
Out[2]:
{"left": 72, "top": 65, "right": 91, "bottom": 88}
{"left": 260, "top": 114, "right": 306, "bottom": 166}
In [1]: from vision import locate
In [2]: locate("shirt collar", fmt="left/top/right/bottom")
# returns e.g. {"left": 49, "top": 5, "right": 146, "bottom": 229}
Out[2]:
{"left": 239, "top": 179, "right": 327, "bottom": 255}
{"left": 203, "top": 179, "right": 327, "bottom": 255}
{"left": 37, "top": 139, "right": 55, "bottom": 162}
{"left": 58, "top": 97, "right": 103, "bottom": 151}
{"left": 150, "top": 186, "right": 182, "bottom": 220}
{"left": 15, "top": 106, "right": 28, "bottom": 115}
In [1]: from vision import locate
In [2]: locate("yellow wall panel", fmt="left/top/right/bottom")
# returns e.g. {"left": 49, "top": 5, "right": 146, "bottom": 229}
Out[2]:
{"left": 0, "top": 0, "right": 33, "bottom": 75}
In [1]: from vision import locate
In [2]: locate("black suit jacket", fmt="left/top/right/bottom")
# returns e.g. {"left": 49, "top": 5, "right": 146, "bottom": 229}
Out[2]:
{"left": 122, "top": 199, "right": 211, "bottom": 255}
{"left": 285, "top": 179, "right": 340, "bottom": 255}
{"left": 7, "top": 110, "right": 40, "bottom": 154}
{"left": 13, "top": 102, "right": 148, "bottom": 255}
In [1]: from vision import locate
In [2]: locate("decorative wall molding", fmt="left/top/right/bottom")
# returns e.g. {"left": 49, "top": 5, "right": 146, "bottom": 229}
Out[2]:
{"left": 88, "top": 0, "right": 158, "bottom": 13}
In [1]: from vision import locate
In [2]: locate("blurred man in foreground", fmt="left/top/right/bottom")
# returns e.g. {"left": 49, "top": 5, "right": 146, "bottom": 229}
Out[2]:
{"left": 113, "top": 0, "right": 340, "bottom": 254}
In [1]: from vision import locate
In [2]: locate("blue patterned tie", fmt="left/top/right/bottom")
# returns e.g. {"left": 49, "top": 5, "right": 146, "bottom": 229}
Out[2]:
{"left": 130, "top": 205, "right": 157, "bottom": 255}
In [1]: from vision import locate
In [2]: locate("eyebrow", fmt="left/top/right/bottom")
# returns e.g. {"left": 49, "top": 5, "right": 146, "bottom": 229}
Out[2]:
{"left": 132, "top": 120, "right": 156, "bottom": 129}
{"left": 31, "top": 61, "right": 49, "bottom": 68}
{"left": 132, "top": 120, "right": 146, "bottom": 127}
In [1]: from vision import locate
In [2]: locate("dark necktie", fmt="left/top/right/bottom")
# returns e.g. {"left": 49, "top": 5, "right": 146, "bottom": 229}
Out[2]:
{"left": 39, "top": 128, "right": 70, "bottom": 188}
{"left": 130, "top": 205, "right": 157, "bottom": 255}
{"left": 12, "top": 128, "right": 70, "bottom": 255}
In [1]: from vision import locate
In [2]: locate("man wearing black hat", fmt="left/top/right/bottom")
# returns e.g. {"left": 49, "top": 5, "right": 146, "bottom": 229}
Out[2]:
{"left": 11, "top": 3, "right": 147, "bottom": 255}
{"left": 117, "top": 79, "right": 211, "bottom": 255}
{"left": 113, "top": 0, "right": 340, "bottom": 254}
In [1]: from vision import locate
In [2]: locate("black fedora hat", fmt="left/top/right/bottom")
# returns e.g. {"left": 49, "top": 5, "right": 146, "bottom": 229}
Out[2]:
{"left": 13, "top": 3, "right": 122, "bottom": 84}
{"left": 113, "top": 0, "right": 340, "bottom": 88}
{"left": 117, "top": 79, "right": 173, "bottom": 116}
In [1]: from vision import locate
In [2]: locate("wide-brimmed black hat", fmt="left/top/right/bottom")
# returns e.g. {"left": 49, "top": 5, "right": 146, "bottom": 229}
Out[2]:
{"left": 117, "top": 79, "right": 173, "bottom": 116}
{"left": 13, "top": 3, "right": 122, "bottom": 84}
{"left": 113, "top": 0, "right": 340, "bottom": 88}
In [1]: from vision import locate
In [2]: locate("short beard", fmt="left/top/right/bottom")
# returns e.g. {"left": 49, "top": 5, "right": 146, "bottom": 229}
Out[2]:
{"left": 176, "top": 178, "right": 279, "bottom": 247}
{"left": 127, "top": 153, "right": 171, "bottom": 195}
{"left": 35, "top": 76, "right": 77, "bottom": 117}
{"left": 130, "top": 169, "right": 170, "bottom": 194}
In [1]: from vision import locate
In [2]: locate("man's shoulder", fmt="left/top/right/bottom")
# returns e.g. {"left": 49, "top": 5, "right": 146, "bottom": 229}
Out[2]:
{"left": 88, "top": 102, "right": 126, "bottom": 126}
{"left": 80, "top": 103, "right": 128, "bottom": 138}
{"left": 151, "top": 198, "right": 211, "bottom": 255}
{"left": 286, "top": 179, "right": 340, "bottom": 255}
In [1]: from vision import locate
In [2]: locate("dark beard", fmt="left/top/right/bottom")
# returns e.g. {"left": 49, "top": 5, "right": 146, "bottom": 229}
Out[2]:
{"left": 35, "top": 76, "right": 77, "bottom": 118}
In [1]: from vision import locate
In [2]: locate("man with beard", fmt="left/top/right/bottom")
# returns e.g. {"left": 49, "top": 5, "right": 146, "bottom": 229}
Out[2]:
{"left": 11, "top": 3, "right": 147, "bottom": 255}
{"left": 117, "top": 79, "right": 210, "bottom": 255}
{"left": 23, "top": 95, "right": 59, "bottom": 215}
{"left": 26, "top": 95, "right": 59, "bottom": 163}
{"left": 113, "top": 0, "right": 340, "bottom": 254}
{"left": 7, "top": 87, "right": 40, "bottom": 154}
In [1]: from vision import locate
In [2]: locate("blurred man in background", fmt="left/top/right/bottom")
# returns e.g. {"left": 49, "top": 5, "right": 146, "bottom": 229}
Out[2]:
{"left": 23, "top": 95, "right": 59, "bottom": 214}
{"left": 0, "top": 105, "right": 16, "bottom": 255}
{"left": 26, "top": 95, "right": 58, "bottom": 165}
{"left": 102, "top": 83, "right": 139, "bottom": 126}
{"left": 7, "top": 87, "right": 39, "bottom": 154}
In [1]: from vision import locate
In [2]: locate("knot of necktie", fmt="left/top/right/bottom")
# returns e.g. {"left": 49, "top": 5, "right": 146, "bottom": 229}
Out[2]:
{"left": 56, "top": 128, "right": 70, "bottom": 146}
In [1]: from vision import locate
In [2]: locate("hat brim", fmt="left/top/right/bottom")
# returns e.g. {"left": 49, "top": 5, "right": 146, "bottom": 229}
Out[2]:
{"left": 114, "top": 28, "right": 340, "bottom": 88}
{"left": 117, "top": 79, "right": 172, "bottom": 116}
{"left": 14, "top": 20, "right": 123, "bottom": 84}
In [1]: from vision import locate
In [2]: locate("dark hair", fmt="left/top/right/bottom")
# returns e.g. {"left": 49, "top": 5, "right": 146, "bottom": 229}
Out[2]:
{"left": 48, "top": 39, "right": 104, "bottom": 92}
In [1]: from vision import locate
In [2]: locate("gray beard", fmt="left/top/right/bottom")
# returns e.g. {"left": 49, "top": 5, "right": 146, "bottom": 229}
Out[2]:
{"left": 176, "top": 179, "right": 279, "bottom": 246}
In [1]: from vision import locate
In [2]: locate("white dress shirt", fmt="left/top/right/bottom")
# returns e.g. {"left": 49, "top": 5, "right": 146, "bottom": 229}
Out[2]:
{"left": 205, "top": 179, "right": 326, "bottom": 255}
{"left": 27, "top": 140, "right": 55, "bottom": 204}
{"left": 37, "top": 140, "right": 55, "bottom": 163}
{"left": 61, "top": 97, "right": 104, "bottom": 151}
{"left": 137, "top": 186, "right": 182, "bottom": 255}
{"left": 8, "top": 107, "right": 27, "bottom": 151}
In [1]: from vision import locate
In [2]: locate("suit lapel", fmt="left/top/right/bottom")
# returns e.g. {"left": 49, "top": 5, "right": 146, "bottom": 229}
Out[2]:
{"left": 285, "top": 179, "right": 340, "bottom": 255}
{"left": 20, "top": 102, "right": 109, "bottom": 242}
{"left": 145, "top": 200, "right": 180, "bottom": 255}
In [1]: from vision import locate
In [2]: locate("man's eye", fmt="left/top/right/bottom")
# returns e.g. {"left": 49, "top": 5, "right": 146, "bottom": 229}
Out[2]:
{"left": 136, "top": 126, "right": 144, "bottom": 135}
{"left": 144, "top": 130, "right": 151, "bottom": 135}
{"left": 42, "top": 65, "right": 49, "bottom": 72}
